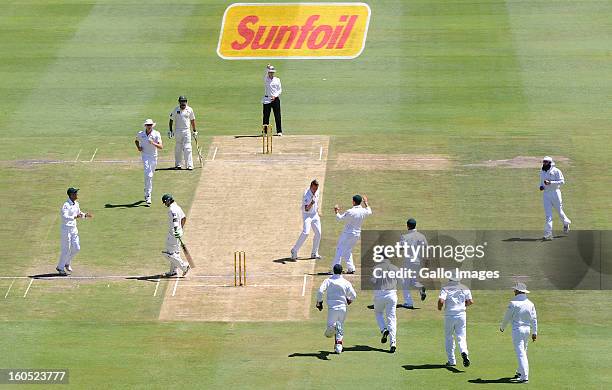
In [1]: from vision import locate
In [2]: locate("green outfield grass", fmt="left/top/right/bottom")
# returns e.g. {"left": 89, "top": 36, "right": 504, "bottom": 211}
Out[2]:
{"left": 0, "top": 0, "right": 611, "bottom": 388}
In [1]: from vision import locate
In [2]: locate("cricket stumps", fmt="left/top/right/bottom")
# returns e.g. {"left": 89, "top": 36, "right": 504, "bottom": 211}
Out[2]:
{"left": 234, "top": 251, "right": 246, "bottom": 286}
{"left": 262, "top": 124, "right": 273, "bottom": 154}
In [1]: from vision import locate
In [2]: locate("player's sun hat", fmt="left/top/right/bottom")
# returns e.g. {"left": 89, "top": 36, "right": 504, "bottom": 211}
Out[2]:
{"left": 267, "top": 66, "right": 276, "bottom": 73}
{"left": 143, "top": 119, "right": 156, "bottom": 127}
{"left": 513, "top": 282, "right": 530, "bottom": 293}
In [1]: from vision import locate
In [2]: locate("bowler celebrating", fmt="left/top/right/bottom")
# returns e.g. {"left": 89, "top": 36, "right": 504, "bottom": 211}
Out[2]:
{"left": 291, "top": 179, "right": 322, "bottom": 260}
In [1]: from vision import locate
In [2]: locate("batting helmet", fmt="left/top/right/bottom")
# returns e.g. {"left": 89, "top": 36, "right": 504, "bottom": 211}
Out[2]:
{"left": 178, "top": 96, "right": 188, "bottom": 102}
{"left": 67, "top": 187, "right": 79, "bottom": 195}
{"left": 161, "top": 194, "right": 174, "bottom": 204}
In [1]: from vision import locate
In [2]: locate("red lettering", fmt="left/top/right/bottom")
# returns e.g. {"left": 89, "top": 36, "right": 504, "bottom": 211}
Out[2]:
{"left": 231, "top": 15, "right": 258, "bottom": 50}
{"left": 327, "top": 15, "right": 347, "bottom": 49}
{"left": 336, "top": 15, "right": 358, "bottom": 49}
{"left": 295, "top": 15, "right": 319, "bottom": 49}
{"left": 307, "top": 25, "right": 332, "bottom": 49}
{"left": 252, "top": 26, "right": 278, "bottom": 49}
{"left": 272, "top": 25, "right": 299, "bottom": 49}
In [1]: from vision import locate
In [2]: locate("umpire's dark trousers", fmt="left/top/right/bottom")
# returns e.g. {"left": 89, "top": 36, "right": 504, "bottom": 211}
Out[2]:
{"left": 263, "top": 97, "right": 282, "bottom": 134}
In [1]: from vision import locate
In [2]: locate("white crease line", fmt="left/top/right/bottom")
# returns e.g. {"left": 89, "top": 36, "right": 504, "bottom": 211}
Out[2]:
{"left": 153, "top": 278, "right": 161, "bottom": 297}
{"left": 301, "top": 274, "right": 307, "bottom": 296}
{"left": 74, "top": 149, "right": 82, "bottom": 162}
{"left": 172, "top": 277, "right": 180, "bottom": 297}
{"left": 90, "top": 148, "right": 98, "bottom": 162}
{"left": 319, "top": 146, "right": 323, "bottom": 161}
{"left": 212, "top": 147, "right": 218, "bottom": 161}
{"left": 23, "top": 279, "right": 34, "bottom": 298}
{"left": 0, "top": 274, "right": 311, "bottom": 280}
{"left": 180, "top": 284, "right": 299, "bottom": 288}
{"left": 4, "top": 278, "right": 15, "bottom": 298}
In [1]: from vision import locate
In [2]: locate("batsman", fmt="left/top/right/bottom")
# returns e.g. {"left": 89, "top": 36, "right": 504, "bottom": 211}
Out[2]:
{"left": 161, "top": 194, "right": 190, "bottom": 277}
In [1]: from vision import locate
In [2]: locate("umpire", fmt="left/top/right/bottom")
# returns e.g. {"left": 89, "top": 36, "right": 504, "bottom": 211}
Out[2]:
{"left": 262, "top": 64, "right": 283, "bottom": 136}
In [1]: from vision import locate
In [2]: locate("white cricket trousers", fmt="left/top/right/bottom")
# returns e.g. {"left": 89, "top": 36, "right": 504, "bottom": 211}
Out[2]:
{"left": 292, "top": 214, "right": 321, "bottom": 256}
{"left": 512, "top": 326, "right": 531, "bottom": 381}
{"left": 142, "top": 155, "right": 157, "bottom": 201}
{"left": 332, "top": 232, "right": 359, "bottom": 272}
{"left": 543, "top": 189, "right": 571, "bottom": 236}
{"left": 402, "top": 260, "right": 423, "bottom": 306}
{"left": 374, "top": 291, "right": 397, "bottom": 344}
{"left": 174, "top": 130, "right": 193, "bottom": 169}
{"left": 445, "top": 312, "right": 468, "bottom": 364}
{"left": 324, "top": 307, "right": 347, "bottom": 343}
{"left": 164, "top": 234, "right": 188, "bottom": 273}
{"left": 57, "top": 227, "right": 80, "bottom": 270}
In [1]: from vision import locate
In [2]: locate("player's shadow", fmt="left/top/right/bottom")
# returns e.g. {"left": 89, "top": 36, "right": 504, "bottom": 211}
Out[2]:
{"left": 503, "top": 236, "right": 566, "bottom": 242}
{"left": 273, "top": 256, "right": 314, "bottom": 264}
{"left": 234, "top": 134, "right": 264, "bottom": 139}
{"left": 125, "top": 275, "right": 163, "bottom": 283}
{"left": 104, "top": 200, "right": 148, "bottom": 208}
{"left": 468, "top": 377, "right": 515, "bottom": 384}
{"left": 289, "top": 345, "right": 391, "bottom": 360}
{"left": 402, "top": 364, "right": 464, "bottom": 374}
{"left": 155, "top": 167, "right": 181, "bottom": 171}
{"left": 288, "top": 351, "right": 332, "bottom": 360}
{"left": 29, "top": 273, "right": 66, "bottom": 279}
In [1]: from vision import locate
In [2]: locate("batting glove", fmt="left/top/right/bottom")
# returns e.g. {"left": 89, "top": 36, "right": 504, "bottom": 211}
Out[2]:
{"left": 168, "top": 130, "right": 174, "bottom": 139}
{"left": 174, "top": 228, "right": 183, "bottom": 239}
{"left": 193, "top": 131, "right": 198, "bottom": 140}
{"left": 316, "top": 302, "right": 323, "bottom": 311}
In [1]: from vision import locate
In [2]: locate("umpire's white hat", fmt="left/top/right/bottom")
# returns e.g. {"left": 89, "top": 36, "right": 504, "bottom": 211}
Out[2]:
{"left": 513, "top": 282, "right": 530, "bottom": 293}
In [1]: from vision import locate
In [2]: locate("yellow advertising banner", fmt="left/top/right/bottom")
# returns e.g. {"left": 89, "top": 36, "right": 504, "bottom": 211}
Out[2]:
{"left": 217, "top": 3, "right": 371, "bottom": 59}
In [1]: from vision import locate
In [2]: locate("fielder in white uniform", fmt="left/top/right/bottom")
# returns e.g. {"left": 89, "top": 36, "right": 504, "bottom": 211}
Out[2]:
{"left": 332, "top": 195, "right": 372, "bottom": 274}
{"left": 400, "top": 218, "right": 428, "bottom": 308}
{"left": 372, "top": 258, "right": 399, "bottom": 352}
{"left": 168, "top": 96, "right": 197, "bottom": 170}
{"left": 540, "top": 156, "right": 571, "bottom": 240}
{"left": 500, "top": 282, "right": 538, "bottom": 384}
{"left": 56, "top": 187, "right": 92, "bottom": 276}
{"left": 135, "top": 119, "right": 163, "bottom": 205}
{"left": 438, "top": 277, "right": 473, "bottom": 367}
{"left": 291, "top": 179, "right": 322, "bottom": 260}
{"left": 161, "top": 194, "right": 190, "bottom": 277}
{"left": 316, "top": 264, "right": 357, "bottom": 354}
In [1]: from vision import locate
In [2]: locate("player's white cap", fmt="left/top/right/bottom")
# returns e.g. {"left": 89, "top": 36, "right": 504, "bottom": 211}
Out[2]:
{"left": 513, "top": 282, "right": 530, "bottom": 293}
{"left": 267, "top": 66, "right": 276, "bottom": 73}
{"left": 542, "top": 156, "right": 553, "bottom": 162}
{"left": 143, "top": 119, "right": 156, "bottom": 127}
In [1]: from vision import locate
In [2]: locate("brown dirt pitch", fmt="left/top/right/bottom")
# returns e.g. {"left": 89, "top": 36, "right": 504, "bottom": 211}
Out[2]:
{"left": 158, "top": 135, "right": 330, "bottom": 321}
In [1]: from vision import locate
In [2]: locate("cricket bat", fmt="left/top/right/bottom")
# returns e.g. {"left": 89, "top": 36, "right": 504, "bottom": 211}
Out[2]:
{"left": 178, "top": 238, "right": 196, "bottom": 268}
{"left": 193, "top": 136, "right": 204, "bottom": 168}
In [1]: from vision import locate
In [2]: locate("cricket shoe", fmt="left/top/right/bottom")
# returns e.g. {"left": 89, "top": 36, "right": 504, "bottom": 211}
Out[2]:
{"left": 311, "top": 253, "right": 322, "bottom": 259}
{"left": 400, "top": 303, "right": 415, "bottom": 309}
{"left": 513, "top": 372, "right": 521, "bottom": 379}
{"left": 563, "top": 223, "right": 570, "bottom": 234}
{"left": 186, "top": 167, "right": 194, "bottom": 171}
{"left": 334, "top": 342, "right": 343, "bottom": 354}
{"left": 164, "top": 271, "right": 178, "bottom": 277}
{"left": 174, "top": 166, "right": 182, "bottom": 170}
{"left": 381, "top": 329, "right": 389, "bottom": 344}
{"left": 56, "top": 268, "right": 67, "bottom": 276}
{"left": 277, "top": 132, "right": 283, "bottom": 137}
{"left": 290, "top": 249, "right": 298, "bottom": 260}
{"left": 461, "top": 352, "right": 470, "bottom": 367}
{"left": 182, "top": 265, "right": 190, "bottom": 276}
{"left": 145, "top": 198, "right": 151, "bottom": 205}
{"left": 543, "top": 235, "right": 553, "bottom": 241}
{"left": 390, "top": 342, "right": 396, "bottom": 353}
{"left": 65, "top": 264, "right": 73, "bottom": 273}
{"left": 445, "top": 361, "right": 456, "bottom": 367}
{"left": 420, "top": 286, "right": 427, "bottom": 301}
